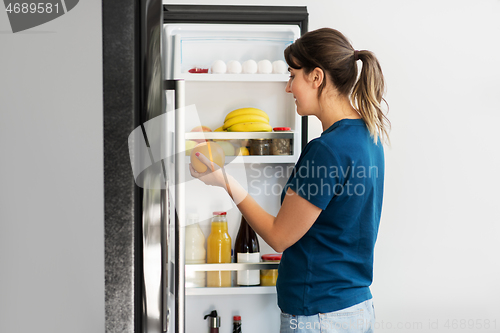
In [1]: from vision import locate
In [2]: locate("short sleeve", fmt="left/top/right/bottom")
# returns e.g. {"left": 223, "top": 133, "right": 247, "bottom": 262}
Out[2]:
{"left": 284, "top": 140, "right": 343, "bottom": 210}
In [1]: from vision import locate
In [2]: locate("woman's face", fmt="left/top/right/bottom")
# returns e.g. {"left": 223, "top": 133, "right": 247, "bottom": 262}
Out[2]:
{"left": 285, "top": 67, "right": 319, "bottom": 116}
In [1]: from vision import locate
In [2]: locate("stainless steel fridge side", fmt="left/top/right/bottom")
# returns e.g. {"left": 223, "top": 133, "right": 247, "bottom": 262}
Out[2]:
{"left": 140, "top": 0, "right": 165, "bottom": 332}
{"left": 173, "top": 80, "right": 186, "bottom": 333}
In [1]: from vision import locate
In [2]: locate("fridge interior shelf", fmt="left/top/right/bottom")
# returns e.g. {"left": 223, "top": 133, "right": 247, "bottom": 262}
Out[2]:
{"left": 178, "top": 73, "right": 290, "bottom": 82}
{"left": 185, "top": 131, "right": 293, "bottom": 140}
{"left": 185, "top": 286, "right": 276, "bottom": 296}
{"left": 185, "top": 155, "right": 296, "bottom": 164}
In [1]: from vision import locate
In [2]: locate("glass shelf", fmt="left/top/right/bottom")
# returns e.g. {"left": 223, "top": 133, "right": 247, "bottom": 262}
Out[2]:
{"left": 185, "top": 131, "right": 294, "bottom": 140}
{"left": 185, "top": 155, "right": 296, "bottom": 164}
{"left": 185, "top": 262, "right": 279, "bottom": 272}
{"left": 178, "top": 73, "right": 289, "bottom": 82}
{"left": 186, "top": 286, "right": 276, "bottom": 296}
{"left": 185, "top": 263, "right": 279, "bottom": 296}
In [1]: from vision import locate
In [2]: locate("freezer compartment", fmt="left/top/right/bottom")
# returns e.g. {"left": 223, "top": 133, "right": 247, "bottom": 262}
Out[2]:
{"left": 164, "top": 24, "right": 300, "bottom": 78}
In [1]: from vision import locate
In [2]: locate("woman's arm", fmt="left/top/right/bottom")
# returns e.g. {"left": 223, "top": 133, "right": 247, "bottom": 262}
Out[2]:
{"left": 190, "top": 153, "right": 322, "bottom": 252}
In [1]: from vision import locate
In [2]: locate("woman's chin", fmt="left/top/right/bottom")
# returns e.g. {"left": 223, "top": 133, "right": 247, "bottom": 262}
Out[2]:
{"left": 295, "top": 107, "right": 310, "bottom": 117}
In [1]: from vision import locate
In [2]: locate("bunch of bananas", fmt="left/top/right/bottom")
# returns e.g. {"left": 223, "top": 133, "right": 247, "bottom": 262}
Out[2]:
{"left": 215, "top": 107, "right": 272, "bottom": 132}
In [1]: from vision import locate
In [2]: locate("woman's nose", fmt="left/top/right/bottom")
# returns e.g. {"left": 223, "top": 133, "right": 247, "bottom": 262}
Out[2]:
{"left": 285, "top": 80, "right": 291, "bottom": 93}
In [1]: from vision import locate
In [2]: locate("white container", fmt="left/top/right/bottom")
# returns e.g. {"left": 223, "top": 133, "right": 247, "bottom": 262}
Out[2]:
{"left": 185, "top": 213, "right": 206, "bottom": 287}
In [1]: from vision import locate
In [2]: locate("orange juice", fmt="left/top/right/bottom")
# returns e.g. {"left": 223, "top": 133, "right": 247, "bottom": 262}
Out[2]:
{"left": 207, "top": 212, "right": 232, "bottom": 287}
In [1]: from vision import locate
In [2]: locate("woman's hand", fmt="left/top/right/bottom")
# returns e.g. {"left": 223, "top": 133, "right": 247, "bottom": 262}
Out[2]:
{"left": 189, "top": 152, "right": 229, "bottom": 189}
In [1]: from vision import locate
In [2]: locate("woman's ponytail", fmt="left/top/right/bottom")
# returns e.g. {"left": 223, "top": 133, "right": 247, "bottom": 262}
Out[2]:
{"left": 285, "top": 28, "right": 390, "bottom": 144}
{"left": 351, "top": 50, "right": 390, "bottom": 145}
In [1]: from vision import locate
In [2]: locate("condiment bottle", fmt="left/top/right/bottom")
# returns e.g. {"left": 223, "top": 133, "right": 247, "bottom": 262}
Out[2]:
{"left": 204, "top": 310, "right": 220, "bottom": 333}
{"left": 234, "top": 215, "right": 260, "bottom": 286}
{"left": 185, "top": 213, "right": 206, "bottom": 288}
{"left": 232, "top": 315, "right": 242, "bottom": 333}
{"left": 207, "top": 212, "right": 232, "bottom": 287}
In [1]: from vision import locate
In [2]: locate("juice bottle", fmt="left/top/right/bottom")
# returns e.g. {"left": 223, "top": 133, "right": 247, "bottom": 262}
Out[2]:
{"left": 206, "top": 211, "right": 232, "bottom": 287}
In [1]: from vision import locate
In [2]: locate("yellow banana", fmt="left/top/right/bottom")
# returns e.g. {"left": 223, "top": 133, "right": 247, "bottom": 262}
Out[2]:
{"left": 224, "top": 108, "right": 269, "bottom": 123}
{"left": 227, "top": 122, "right": 273, "bottom": 132}
{"left": 214, "top": 126, "right": 225, "bottom": 132}
{"left": 223, "top": 114, "right": 269, "bottom": 130}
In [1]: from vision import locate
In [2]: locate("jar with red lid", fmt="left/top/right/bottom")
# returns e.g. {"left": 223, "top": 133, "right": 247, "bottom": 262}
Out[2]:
{"left": 260, "top": 253, "right": 282, "bottom": 286}
{"left": 271, "top": 127, "right": 292, "bottom": 155}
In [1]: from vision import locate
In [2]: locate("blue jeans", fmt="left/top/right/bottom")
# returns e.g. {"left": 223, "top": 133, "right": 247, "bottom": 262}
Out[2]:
{"left": 280, "top": 299, "right": 375, "bottom": 333}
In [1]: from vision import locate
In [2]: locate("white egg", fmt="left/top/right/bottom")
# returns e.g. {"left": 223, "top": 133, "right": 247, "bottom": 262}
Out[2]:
{"left": 257, "top": 60, "right": 273, "bottom": 74}
{"left": 272, "top": 60, "right": 288, "bottom": 74}
{"left": 211, "top": 60, "right": 226, "bottom": 74}
{"left": 242, "top": 60, "right": 258, "bottom": 74}
{"left": 226, "top": 60, "right": 242, "bottom": 74}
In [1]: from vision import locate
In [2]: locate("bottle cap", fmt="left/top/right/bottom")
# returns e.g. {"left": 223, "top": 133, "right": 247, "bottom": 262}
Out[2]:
{"left": 204, "top": 310, "right": 220, "bottom": 328}
{"left": 262, "top": 253, "right": 282, "bottom": 261}
{"left": 273, "top": 127, "right": 291, "bottom": 131}
{"left": 213, "top": 211, "right": 227, "bottom": 216}
{"left": 233, "top": 315, "right": 241, "bottom": 321}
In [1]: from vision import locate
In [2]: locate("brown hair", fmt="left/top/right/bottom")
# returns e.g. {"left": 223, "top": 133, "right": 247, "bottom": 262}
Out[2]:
{"left": 284, "top": 28, "right": 390, "bottom": 144}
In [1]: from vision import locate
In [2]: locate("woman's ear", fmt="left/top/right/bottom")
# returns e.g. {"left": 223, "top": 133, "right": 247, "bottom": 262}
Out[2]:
{"left": 311, "top": 67, "right": 324, "bottom": 88}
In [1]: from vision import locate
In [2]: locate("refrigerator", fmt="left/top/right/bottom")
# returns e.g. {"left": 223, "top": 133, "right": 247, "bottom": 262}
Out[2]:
{"left": 108, "top": 4, "right": 308, "bottom": 333}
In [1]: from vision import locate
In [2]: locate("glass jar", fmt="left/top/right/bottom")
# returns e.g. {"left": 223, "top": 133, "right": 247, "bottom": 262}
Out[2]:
{"left": 271, "top": 127, "right": 292, "bottom": 155}
{"left": 249, "top": 139, "right": 271, "bottom": 155}
{"left": 260, "top": 253, "right": 282, "bottom": 286}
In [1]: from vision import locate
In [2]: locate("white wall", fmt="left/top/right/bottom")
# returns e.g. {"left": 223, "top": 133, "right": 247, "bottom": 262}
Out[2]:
{"left": 1, "top": 0, "right": 498, "bottom": 332}
{"left": 171, "top": 0, "right": 500, "bottom": 332}
{"left": 0, "top": 1, "right": 104, "bottom": 333}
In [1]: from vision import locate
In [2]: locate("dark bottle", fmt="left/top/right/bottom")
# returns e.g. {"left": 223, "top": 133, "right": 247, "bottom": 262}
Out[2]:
{"left": 232, "top": 315, "right": 242, "bottom": 333}
{"left": 204, "top": 310, "right": 220, "bottom": 333}
{"left": 234, "top": 215, "right": 260, "bottom": 286}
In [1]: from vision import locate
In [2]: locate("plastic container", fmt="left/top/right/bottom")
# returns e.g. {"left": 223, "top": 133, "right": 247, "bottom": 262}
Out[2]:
{"left": 185, "top": 213, "right": 206, "bottom": 288}
{"left": 271, "top": 127, "right": 292, "bottom": 155}
{"left": 207, "top": 212, "right": 232, "bottom": 287}
{"left": 249, "top": 139, "right": 271, "bottom": 155}
{"left": 260, "top": 253, "right": 282, "bottom": 286}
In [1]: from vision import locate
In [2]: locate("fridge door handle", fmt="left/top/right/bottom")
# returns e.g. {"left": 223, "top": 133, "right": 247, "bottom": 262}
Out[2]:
{"left": 163, "top": 79, "right": 185, "bottom": 333}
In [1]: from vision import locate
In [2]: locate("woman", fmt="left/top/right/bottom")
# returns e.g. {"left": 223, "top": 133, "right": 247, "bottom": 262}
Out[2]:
{"left": 190, "top": 27, "right": 389, "bottom": 333}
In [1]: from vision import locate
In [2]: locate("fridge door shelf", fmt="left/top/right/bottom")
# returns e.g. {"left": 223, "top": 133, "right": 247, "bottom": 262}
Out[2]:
{"left": 178, "top": 73, "right": 289, "bottom": 82}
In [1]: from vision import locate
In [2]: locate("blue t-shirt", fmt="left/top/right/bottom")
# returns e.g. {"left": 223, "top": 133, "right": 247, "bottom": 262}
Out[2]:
{"left": 277, "top": 118, "right": 384, "bottom": 315}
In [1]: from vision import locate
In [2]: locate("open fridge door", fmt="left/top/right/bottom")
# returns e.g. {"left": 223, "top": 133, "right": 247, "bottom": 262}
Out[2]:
{"left": 162, "top": 7, "right": 307, "bottom": 332}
